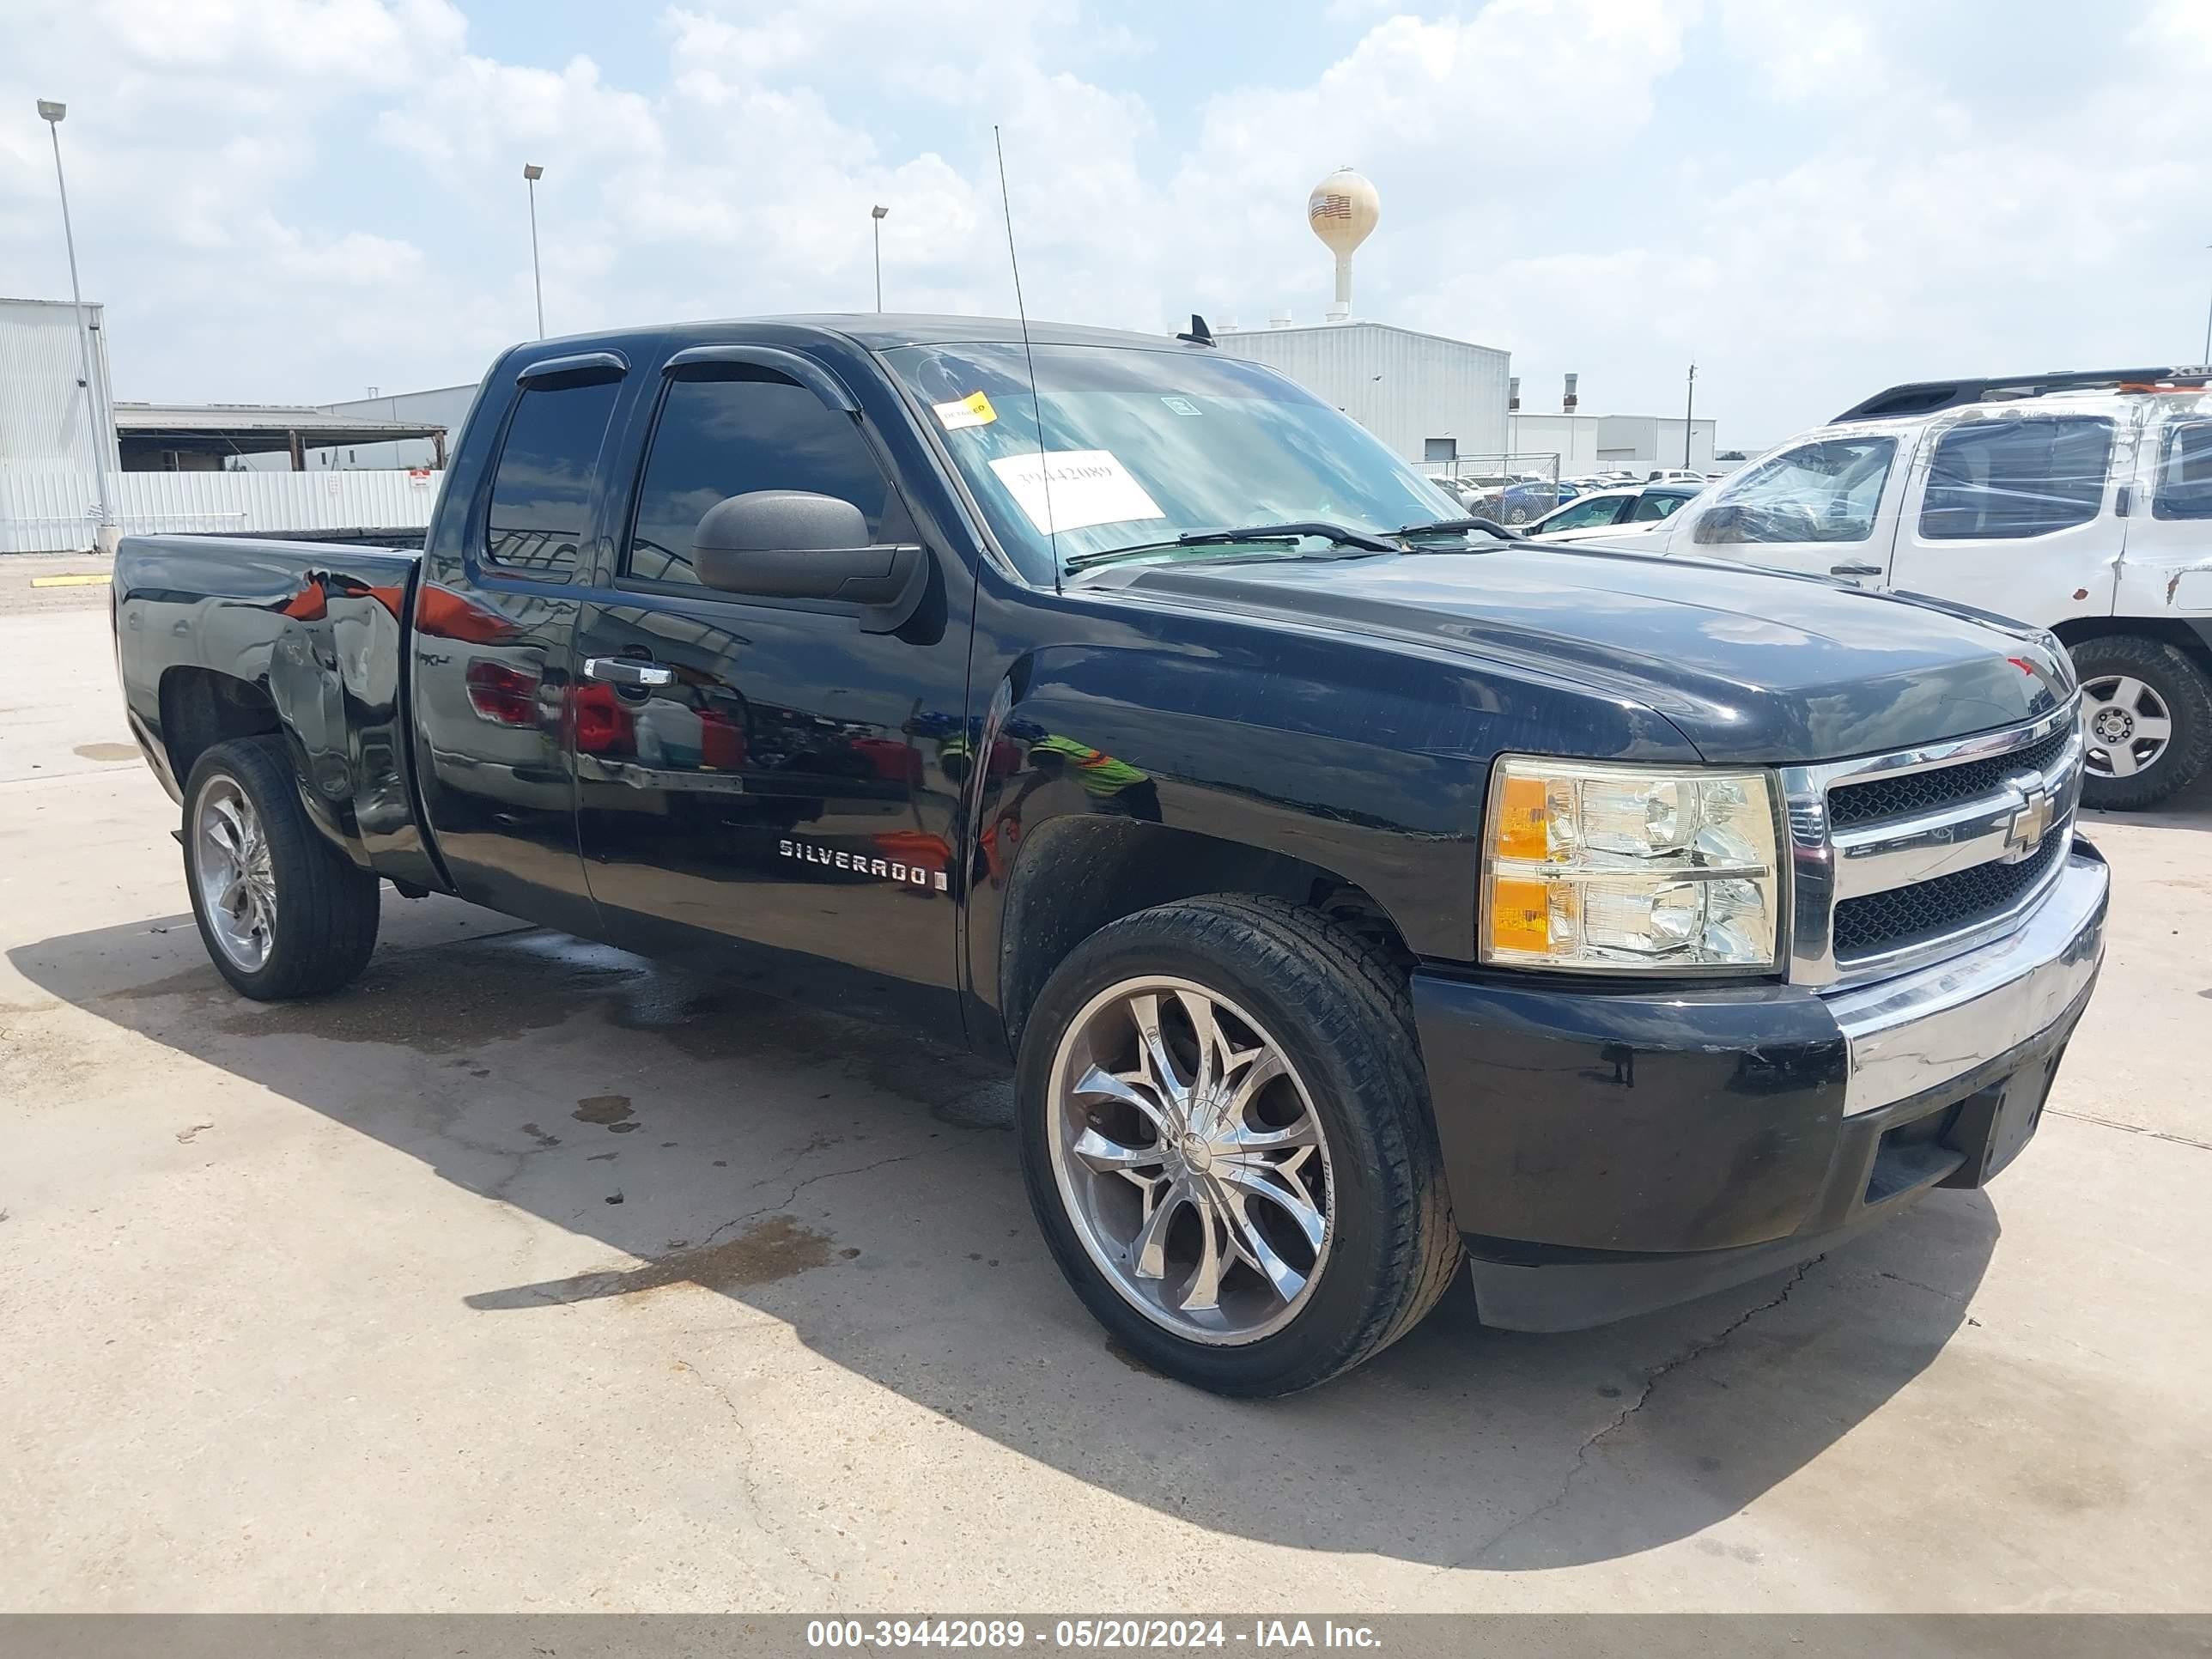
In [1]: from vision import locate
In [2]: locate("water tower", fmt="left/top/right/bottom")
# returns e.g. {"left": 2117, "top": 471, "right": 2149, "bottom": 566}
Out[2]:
{"left": 1307, "top": 166, "right": 1379, "bottom": 323}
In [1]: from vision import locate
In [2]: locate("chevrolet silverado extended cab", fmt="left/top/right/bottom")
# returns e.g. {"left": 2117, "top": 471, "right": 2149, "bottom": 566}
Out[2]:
{"left": 114, "top": 316, "right": 2109, "bottom": 1395}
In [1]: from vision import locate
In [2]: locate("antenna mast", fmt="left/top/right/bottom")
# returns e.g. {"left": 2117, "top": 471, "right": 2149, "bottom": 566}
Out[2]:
{"left": 994, "top": 125, "right": 1059, "bottom": 587}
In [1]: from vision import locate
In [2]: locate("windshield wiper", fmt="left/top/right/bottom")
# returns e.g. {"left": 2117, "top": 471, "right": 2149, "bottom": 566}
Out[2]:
{"left": 1065, "top": 520, "right": 1399, "bottom": 574}
{"left": 1392, "top": 516, "right": 1522, "bottom": 542}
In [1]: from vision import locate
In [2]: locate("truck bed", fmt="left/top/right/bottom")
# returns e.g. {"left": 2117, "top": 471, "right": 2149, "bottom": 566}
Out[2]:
{"left": 112, "top": 532, "right": 443, "bottom": 896}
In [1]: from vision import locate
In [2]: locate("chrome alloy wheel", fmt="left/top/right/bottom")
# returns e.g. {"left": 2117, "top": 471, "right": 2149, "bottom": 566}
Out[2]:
{"left": 2081, "top": 674, "right": 2173, "bottom": 781}
{"left": 195, "top": 777, "right": 277, "bottom": 972}
{"left": 1046, "top": 976, "right": 1334, "bottom": 1345}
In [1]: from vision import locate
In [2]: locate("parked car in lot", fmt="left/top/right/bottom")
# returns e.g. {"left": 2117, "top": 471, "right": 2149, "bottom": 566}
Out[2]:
{"left": 1494, "top": 478, "right": 1581, "bottom": 524}
{"left": 1523, "top": 482, "right": 1703, "bottom": 540}
{"left": 1589, "top": 367, "right": 2212, "bottom": 808}
{"left": 112, "top": 314, "right": 2106, "bottom": 1395}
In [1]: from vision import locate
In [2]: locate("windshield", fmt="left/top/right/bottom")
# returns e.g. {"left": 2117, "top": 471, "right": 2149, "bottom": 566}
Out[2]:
{"left": 881, "top": 341, "right": 1466, "bottom": 581}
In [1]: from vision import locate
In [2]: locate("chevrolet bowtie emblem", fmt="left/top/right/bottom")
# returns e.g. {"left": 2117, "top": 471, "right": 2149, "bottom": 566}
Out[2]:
{"left": 2002, "top": 774, "right": 2055, "bottom": 862}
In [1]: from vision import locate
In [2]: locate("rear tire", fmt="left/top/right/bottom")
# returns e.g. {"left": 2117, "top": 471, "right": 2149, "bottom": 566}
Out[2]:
{"left": 1016, "top": 896, "right": 1462, "bottom": 1396}
{"left": 2070, "top": 635, "right": 2212, "bottom": 811}
{"left": 183, "top": 736, "right": 380, "bottom": 1000}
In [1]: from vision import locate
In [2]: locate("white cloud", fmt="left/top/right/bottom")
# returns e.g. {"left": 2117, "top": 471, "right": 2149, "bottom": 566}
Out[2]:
{"left": 0, "top": 0, "right": 2205, "bottom": 447}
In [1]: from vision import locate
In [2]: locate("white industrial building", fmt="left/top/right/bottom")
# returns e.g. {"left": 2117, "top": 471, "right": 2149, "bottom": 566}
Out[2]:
{"left": 1215, "top": 319, "right": 1511, "bottom": 466}
{"left": 1, "top": 294, "right": 446, "bottom": 552}
{"left": 1508, "top": 409, "right": 1719, "bottom": 477}
{"left": 2, "top": 296, "right": 119, "bottom": 550}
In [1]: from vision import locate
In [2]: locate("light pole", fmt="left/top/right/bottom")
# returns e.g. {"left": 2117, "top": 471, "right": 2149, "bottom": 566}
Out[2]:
{"left": 1683, "top": 362, "right": 1697, "bottom": 470}
{"left": 37, "top": 99, "right": 115, "bottom": 551}
{"left": 522, "top": 163, "right": 546, "bottom": 338}
{"left": 871, "top": 204, "right": 889, "bottom": 311}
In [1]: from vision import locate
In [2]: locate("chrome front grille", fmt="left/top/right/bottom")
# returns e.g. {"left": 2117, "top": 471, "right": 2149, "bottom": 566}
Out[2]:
{"left": 1782, "top": 702, "right": 2083, "bottom": 988}
{"left": 1826, "top": 725, "right": 2074, "bottom": 829}
{"left": 1831, "top": 827, "right": 2067, "bottom": 957}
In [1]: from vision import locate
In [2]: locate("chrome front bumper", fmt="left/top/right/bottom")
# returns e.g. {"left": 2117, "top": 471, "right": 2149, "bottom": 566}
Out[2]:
{"left": 1823, "top": 844, "right": 2110, "bottom": 1118}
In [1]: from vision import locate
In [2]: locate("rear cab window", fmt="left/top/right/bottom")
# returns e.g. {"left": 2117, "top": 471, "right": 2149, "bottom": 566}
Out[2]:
{"left": 483, "top": 380, "right": 623, "bottom": 579}
{"left": 1917, "top": 415, "right": 2114, "bottom": 539}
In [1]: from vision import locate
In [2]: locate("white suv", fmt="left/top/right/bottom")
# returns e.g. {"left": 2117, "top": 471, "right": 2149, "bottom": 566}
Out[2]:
{"left": 1593, "top": 367, "right": 2212, "bottom": 808}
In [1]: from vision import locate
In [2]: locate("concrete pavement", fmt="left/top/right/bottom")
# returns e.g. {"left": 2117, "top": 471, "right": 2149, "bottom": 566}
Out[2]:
{"left": 3, "top": 579, "right": 2208, "bottom": 1613}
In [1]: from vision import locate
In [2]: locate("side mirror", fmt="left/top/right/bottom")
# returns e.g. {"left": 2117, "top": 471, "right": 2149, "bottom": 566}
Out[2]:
{"left": 1690, "top": 501, "right": 1745, "bottom": 544}
{"left": 690, "top": 490, "right": 927, "bottom": 632}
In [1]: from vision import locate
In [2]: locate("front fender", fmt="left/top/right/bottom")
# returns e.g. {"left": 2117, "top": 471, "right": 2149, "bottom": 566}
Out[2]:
{"left": 959, "top": 641, "right": 1490, "bottom": 1048}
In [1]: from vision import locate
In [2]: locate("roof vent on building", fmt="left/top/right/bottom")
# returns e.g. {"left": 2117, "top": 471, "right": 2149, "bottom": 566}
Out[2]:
{"left": 1563, "top": 373, "right": 1579, "bottom": 414}
{"left": 1509, "top": 376, "right": 1521, "bottom": 412}
{"left": 1269, "top": 311, "right": 1294, "bottom": 329}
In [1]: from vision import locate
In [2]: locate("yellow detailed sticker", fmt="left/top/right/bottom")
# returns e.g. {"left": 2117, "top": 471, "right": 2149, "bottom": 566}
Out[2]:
{"left": 933, "top": 390, "right": 997, "bottom": 431}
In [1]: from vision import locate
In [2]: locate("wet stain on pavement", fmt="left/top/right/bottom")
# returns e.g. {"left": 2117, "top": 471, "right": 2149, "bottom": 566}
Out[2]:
{"left": 464, "top": 1214, "right": 835, "bottom": 1310}
{"left": 574, "top": 1095, "right": 635, "bottom": 1127}
{"left": 204, "top": 934, "right": 647, "bottom": 1053}
{"left": 519, "top": 1122, "right": 561, "bottom": 1149}
{"left": 82, "top": 924, "right": 1014, "bottom": 1120}
{"left": 610, "top": 981, "right": 1008, "bottom": 1112}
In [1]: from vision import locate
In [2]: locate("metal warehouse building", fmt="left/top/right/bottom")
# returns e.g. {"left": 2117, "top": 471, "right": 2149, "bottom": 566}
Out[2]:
{"left": 1, "top": 294, "right": 447, "bottom": 553}
{"left": 1213, "top": 319, "right": 1510, "bottom": 465}
{"left": 1508, "top": 410, "right": 1719, "bottom": 476}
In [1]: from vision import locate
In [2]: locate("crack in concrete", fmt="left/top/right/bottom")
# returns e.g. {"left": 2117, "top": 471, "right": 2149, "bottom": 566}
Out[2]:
{"left": 1447, "top": 1255, "right": 1826, "bottom": 1572}
{"left": 672, "top": 1352, "right": 843, "bottom": 1600}
{"left": 2045, "top": 1106, "right": 2212, "bottom": 1155}
{"left": 696, "top": 1130, "right": 989, "bottom": 1255}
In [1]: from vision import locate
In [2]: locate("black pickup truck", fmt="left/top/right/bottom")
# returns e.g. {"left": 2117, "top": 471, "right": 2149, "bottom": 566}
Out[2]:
{"left": 113, "top": 315, "right": 2109, "bottom": 1395}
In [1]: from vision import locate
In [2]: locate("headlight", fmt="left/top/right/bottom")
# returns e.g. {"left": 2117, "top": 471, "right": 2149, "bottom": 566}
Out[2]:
{"left": 1480, "top": 756, "right": 1783, "bottom": 973}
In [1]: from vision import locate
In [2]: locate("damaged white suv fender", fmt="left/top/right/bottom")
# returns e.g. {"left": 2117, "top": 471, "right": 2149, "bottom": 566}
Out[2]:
{"left": 1593, "top": 367, "right": 2212, "bottom": 809}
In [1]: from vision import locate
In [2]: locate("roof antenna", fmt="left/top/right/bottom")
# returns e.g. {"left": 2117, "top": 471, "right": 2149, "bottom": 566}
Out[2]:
{"left": 1176, "top": 313, "right": 1215, "bottom": 347}
{"left": 994, "top": 123, "right": 1059, "bottom": 591}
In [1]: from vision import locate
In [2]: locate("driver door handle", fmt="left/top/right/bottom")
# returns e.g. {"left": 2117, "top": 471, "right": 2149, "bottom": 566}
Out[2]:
{"left": 1829, "top": 562, "right": 1883, "bottom": 579}
{"left": 584, "top": 656, "right": 674, "bottom": 688}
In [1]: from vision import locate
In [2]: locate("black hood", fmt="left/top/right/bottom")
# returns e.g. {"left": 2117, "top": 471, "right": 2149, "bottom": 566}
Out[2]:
{"left": 1104, "top": 544, "right": 2074, "bottom": 764}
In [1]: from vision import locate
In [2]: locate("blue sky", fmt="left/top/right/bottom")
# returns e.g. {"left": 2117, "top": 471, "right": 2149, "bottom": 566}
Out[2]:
{"left": 3, "top": 0, "right": 2209, "bottom": 448}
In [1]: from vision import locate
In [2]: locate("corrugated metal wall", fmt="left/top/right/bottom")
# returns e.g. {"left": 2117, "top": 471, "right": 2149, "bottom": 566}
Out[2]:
{"left": 1215, "top": 322, "right": 1510, "bottom": 462}
{"left": 0, "top": 298, "right": 118, "bottom": 474}
{"left": 1, "top": 469, "right": 438, "bottom": 553}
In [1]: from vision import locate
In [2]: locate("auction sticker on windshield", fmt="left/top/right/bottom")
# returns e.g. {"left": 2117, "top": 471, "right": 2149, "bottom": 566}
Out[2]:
{"left": 988, "top": 449, "right": 1166, "bottom": 536}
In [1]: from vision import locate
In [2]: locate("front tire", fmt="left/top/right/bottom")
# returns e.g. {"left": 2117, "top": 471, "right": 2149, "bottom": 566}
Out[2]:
{"left": 2070, "top": 635, "right": 2212, "bottom": 811}
{"left": 183, "top": 736, "right": 380, "bottom": 1000}
{"left": 1016, "top": 896, "right": 1462, "bottom": 1396}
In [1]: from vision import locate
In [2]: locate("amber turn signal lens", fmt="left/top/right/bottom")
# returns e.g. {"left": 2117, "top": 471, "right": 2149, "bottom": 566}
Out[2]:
{"left": 1494, "top": 775, "right": 1548, "bottom": 861}
{"left": 1488, "top": 877, "right": 1550, "bottom": 953}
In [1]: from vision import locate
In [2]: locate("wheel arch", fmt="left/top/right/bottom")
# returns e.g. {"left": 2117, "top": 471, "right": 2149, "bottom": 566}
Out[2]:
{"left": 990, "top": 811, "right": 1416, "bottom": 1059}
{"left": 158, "top": 666, "right": 283, "bottom": 796}
{"left": 2051, "top": 614, "right": 2212, "bottom": 678}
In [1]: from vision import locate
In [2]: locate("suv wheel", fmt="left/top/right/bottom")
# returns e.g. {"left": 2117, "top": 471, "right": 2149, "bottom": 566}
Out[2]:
{"left": 1016, "top": 896, "right": 1462, "bottom": 1396}
{"left": 2070, "top": 635, "right": 2212, "bottom": 811}
{"left": 183, "top": 736, "right": 381, "bottom": 1000}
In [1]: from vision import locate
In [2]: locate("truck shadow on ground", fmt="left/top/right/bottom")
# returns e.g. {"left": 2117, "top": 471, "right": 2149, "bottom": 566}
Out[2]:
{"left": 12, "top": 901, "right": 1997, "bottom": 1573}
